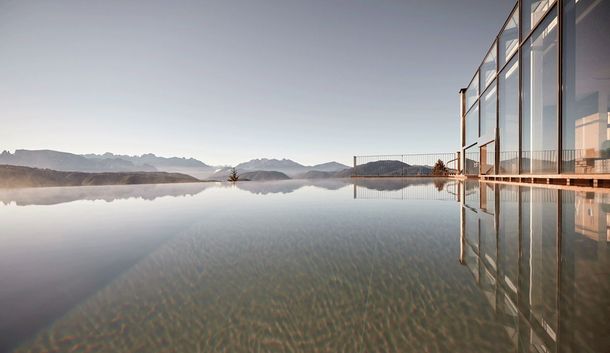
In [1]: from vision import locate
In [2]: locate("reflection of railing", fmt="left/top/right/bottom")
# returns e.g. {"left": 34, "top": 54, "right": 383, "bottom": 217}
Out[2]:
{"left": 353, "top": 179, "right": 459, "bottom": 201}
{"left": 353, "top": 153, "right": 458, "bottom": 177}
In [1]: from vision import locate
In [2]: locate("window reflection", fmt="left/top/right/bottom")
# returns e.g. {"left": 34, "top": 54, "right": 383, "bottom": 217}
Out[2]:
{"left": 498, "top": 185, "right": 519, "bottom": 303}
{"left": 480, "top": 142, "right": 495, "bottom": 175}
{"left": 480, "top": 82, "right": 497, "bottom": 140}
{"left": 561, "top": 191, "right": 610, "bottom": 353}
{"left": 465, "top": 105, "right": 479, "bottom": 147}
{"left": 521, "top": 9, "right": 558, "bottom": 174}
{"left": 499, "top": 9, "right": 519, "bottom": 68}
{"left": 522, "top": 0, "right": 557, "bottom": 36}
{"left": 498, "top": 57, "right": 519, "bottom": 174}
{"left": 459, "top": 182, "right": 610, "bottom": 353}
{"left": 480, "top": 44, "right": 497, "bottom": 90}
{"left": 466, "top": 73, "right": 479, "bottom": 111}
{"left": 562, "top": 0, "right": 610, "bottom": 174}
{"left": 465, "top": 145, "right": 480, "bottom": 176}
{"left": 520, "top": 187, "right": 559, "bottom": 341}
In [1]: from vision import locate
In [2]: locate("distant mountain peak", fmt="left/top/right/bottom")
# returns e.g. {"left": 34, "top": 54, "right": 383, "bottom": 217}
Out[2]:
{"left": 235, "top": 158, "right": 305, "bottom": 170}
{"left": 0, "top": 149, "right": 157, "bottom": 173}
{"left": 84, "top": 152, "right": 213, "bottom": 171}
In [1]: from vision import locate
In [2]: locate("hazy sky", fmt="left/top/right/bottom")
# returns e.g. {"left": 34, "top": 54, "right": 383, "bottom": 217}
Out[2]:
{"left": 0, "top": 0, "right": 516, "bottom": 166}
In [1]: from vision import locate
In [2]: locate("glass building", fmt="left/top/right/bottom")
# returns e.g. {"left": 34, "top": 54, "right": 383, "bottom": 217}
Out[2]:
{"left": 460, "top": 0, "right": 610, "bottom": 177}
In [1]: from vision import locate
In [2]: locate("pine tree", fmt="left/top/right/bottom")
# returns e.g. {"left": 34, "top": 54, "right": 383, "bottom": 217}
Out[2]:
{"left": 228, "top": 168, "right": 239, "bottom": 182}
{"left": 432, "top": 159, "right": 448, "bottom": 176}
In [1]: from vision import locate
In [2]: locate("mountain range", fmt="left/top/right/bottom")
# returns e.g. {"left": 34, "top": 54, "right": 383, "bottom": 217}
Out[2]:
{"left": 0, "top": 150, "right": 442, "bottom": 183}
{"left": 338, "top": 160, "right": 434, "bottom": 177}
{"left": 234, "top": 158, "right": 349, "bottom": 176}
{"left": 84, "top": 152, "right": 213, "bottom": 169}
{"left": 0, "top": 150, "right": 351, "bottom": 181}
{"left": 0, "top": 149, "right": 158, "bottom": 173}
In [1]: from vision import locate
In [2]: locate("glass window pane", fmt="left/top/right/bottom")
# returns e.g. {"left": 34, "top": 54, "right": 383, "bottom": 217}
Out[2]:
{"left": 481, "top": 44, "right": 497, "bottom": 89}
{"left": 562, "top": 0, "right": 610, "bottom": 173}
{"left": 499, "top": 10, "right": 519, "bottom": 68}
{"left": 522, "top": 0, "right": 557, "bottom": 36}
{"left": 465, "top": 145, "right": 480, "bottom": 175}
{"left": 481, "top": 142, "right": 495, "bottom": 175}
{"left": 466, "top": 72, "right": 479, "bottom": 110}
{"left": 499, "top": 57, "right": 519, "bottom": 174}
{"left": 521, "top": 9, "right": 558, "bottom": 174}
{"left": 466, "top": 104, "right": 479, "bottom": 146}
{"left": 480, "top": 81, "right": 497, "bottom": 140}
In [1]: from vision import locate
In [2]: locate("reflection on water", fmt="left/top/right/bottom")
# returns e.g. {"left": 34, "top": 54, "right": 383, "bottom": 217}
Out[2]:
{"left": 460, "top": 181, "right": 610, "bottom": 353}
{"left": 236, "top": 178, "right": 349, "bottom": 195}
{"left": 0, "top": 183, "right": 215, "bottom": 206}
{"left": 0, "top": 179, "right": 608, "bottom": 352}
{"left": 353, "top": 178, "right": 460, "bottom": 201}
{"left": 0, "top": 179, "right": 353, "bottom": 206}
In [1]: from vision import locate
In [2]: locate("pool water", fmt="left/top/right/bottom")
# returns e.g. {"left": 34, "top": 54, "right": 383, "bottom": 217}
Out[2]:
{"left": 0, "top": 179, "right": 608, "bottom": 353}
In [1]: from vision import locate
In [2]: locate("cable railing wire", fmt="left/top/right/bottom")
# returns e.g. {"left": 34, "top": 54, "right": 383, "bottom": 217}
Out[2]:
{"left": 354, "top": 149, "right": 610, "bottom": 177}
{"left": 353, "top": 153, "right": 459, "bottom": 177}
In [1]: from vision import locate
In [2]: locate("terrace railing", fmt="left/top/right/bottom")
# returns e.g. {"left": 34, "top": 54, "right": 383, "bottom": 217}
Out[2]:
{"left": 353, "top": 153, "right": 459, "bottom": 177}
{"left": 466, "top": 149, "right": 610, "bottom": 175}
{"left": 354, "top": 149, "right": 610, "bottom": 177}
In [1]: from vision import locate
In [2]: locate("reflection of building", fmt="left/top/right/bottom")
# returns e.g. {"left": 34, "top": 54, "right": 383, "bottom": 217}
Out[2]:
{"left": 459, "top": 180, "right": 610, "bottom": 352}
{"left": 574, "top": 192, "right": 610, "bottom": 241}
{"left": 459, "top": 0, "right": 610, "bottom": 179}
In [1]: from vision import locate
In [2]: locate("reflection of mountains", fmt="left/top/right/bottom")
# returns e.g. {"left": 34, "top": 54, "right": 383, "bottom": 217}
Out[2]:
{"left": 0, "top": 178, "right": 458, "bottom": 204}
{"left": 0, "top": 183, "right": 213, "bottom": 206}
{"left": 235, "top": 179, "right": 350, "bottom": 195}
{"left": 234, "top": 178, "right": 458, "bottom": 195}
{"left": 353, "top": 177, "right": 450, "bottom": 191}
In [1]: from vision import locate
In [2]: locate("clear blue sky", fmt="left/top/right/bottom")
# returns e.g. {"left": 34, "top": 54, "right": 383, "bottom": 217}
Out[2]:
{"left": 0, "top": 0, "right": 516, "bottom": 166}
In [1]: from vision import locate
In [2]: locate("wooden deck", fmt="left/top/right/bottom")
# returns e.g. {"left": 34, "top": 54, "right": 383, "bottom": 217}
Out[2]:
{"left": 350, "top": 173, "right": 610, "bottom": 191}
{"left": 478, "top": 174, "right": 610, "bottom": 188}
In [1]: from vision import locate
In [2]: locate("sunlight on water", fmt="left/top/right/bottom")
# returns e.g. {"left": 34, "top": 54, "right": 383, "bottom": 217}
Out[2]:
{"left": 0, "top": 179, "right": 608, "bottom": 353}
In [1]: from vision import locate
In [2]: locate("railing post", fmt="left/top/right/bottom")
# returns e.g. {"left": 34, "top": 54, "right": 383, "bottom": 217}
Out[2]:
{"left": 353, "top": 156, "right": 357, "bottom": 177}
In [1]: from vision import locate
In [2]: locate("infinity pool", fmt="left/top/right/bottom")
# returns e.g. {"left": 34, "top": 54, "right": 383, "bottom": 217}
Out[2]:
{"left": 0, "top": 179, "right": 608, "bottom": 352}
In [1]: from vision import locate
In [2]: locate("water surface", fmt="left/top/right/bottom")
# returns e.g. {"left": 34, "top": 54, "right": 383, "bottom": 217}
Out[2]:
{"left": 0, "top": 179, "right": 608, "bottom": 352}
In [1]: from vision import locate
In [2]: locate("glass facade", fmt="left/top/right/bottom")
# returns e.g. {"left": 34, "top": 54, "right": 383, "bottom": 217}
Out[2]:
{"left": 466, "top": 73, "right": 479, "bottom": 111}
{"left": 461, "top": 0, "right": 609, "bottom": 177}
{"left": 480, "top": 82, "right": 497, "bottom": 140}
{"left": 562, "top": 0, "right": 610, "bottom": 173}
{"left": 498, "top": 57, "right": 519, "bottom": 174}
{"left": 522, "top": 0, "right": 557, "bottom": 37}
{"left": 498, "top": 9, "right": 518, "bottom": 69}
{"left": 521, "top": 9, "right": 558, "bottom": 174}
{"left": 480, "top": 44, "right": 497, "bottom": 90}
{"left": 480, "top": 142, "right": 495, "bottom": 175}
{"left": 465, "top": 105, "right": 479, "bottom": 147}
{"left": 465, "top": 145, "right": 480, "bottom": 175}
